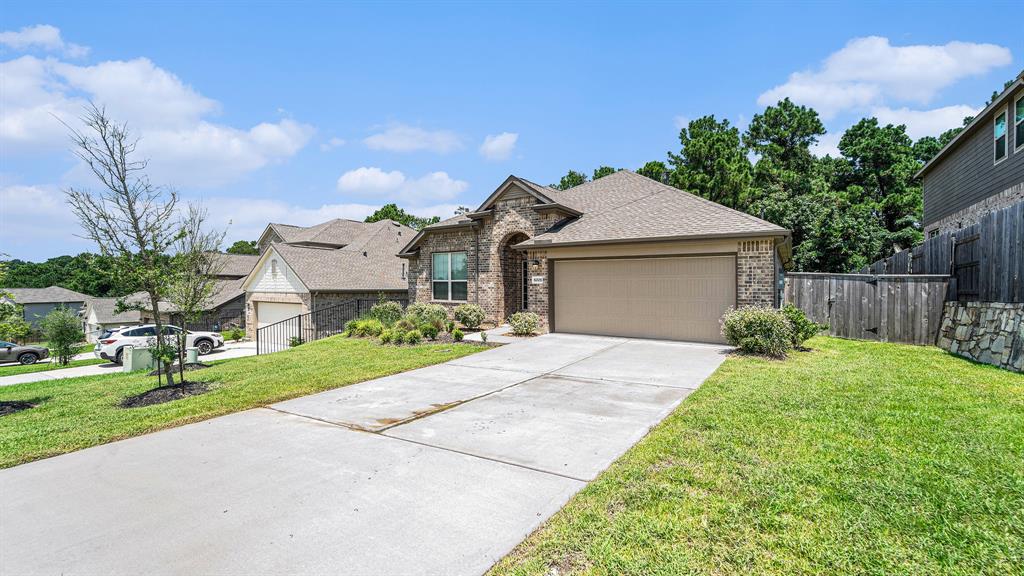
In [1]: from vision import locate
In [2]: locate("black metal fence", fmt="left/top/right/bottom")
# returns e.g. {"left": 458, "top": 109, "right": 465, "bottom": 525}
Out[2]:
{"left": 255, "top": 298, "right": 409, "bottom": 355}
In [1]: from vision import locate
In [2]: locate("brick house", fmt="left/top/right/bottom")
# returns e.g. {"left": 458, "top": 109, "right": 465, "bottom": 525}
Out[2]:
{"left": 241, "top": 219, "right": 413, "bottom": 338}
{"left": 398, "top": 170, "right": 790, "bottom": 343}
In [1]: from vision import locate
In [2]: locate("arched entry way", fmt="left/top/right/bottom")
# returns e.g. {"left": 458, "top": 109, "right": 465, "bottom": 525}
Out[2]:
{"left": 499, "top": 232, "right": 530, "bottom": 321}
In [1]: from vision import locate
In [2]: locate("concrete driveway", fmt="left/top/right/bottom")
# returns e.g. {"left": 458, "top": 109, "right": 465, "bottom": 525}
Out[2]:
{"left": 0, "top": 334, "right": 729, "bottom": 575}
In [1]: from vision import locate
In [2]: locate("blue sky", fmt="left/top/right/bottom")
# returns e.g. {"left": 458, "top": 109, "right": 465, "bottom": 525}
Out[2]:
{"left": 1, "top": 1, "right": 1020, "bottom": 260}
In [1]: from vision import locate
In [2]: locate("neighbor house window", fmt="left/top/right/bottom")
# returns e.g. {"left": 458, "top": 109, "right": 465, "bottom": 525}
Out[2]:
{"left": 994, "top": 106, "right": 1007, "bottom": 163}
{"left": 1015, "top": 94, "right": 1024, "bottom": 152}
{"left": 432, "top": 252, "right": 467, "bottom": 301}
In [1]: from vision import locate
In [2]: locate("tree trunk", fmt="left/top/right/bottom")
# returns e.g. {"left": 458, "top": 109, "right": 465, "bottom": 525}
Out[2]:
{"left": 149, "top": 293, "right": 175, "bottom": 388}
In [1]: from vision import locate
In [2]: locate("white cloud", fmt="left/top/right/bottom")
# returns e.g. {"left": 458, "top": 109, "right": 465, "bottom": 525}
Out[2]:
{"left": 320, "top": 136, "right": 346, "bottom": 151}
{"left": 0, "top": 24, "right": 88, "bottom": 57}
{"left": 0, "top": 54, "right": 313, "bottom": 187}
{"left": 479, "top": 132, "right": 518, "bottom": 160}
{"left": 759, "top": 36, "right": 1012, "bottom": 118}
{"left": 336, "top": 166, "right": 468, "bottom": 203}
{"left": 0, "top": 184, "right": 93, "bottom": 259}
{"left": 363, "top": 123, "right": 463, "bottom": 153}
{"left": 870, "top": 104, "right": 979, "bottom": 140}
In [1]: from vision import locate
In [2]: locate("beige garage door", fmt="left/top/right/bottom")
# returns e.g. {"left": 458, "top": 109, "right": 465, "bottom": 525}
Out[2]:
{"left": 553, "top": 255, "right": 736, "bottom": 343}
{"left": 256, "top": 302, "right": 302, "bottom": 329}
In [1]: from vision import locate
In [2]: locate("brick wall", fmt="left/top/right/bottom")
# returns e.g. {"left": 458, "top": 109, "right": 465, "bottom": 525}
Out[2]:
{"left": 737, "top": 239, "right": 776, "bottom": 307}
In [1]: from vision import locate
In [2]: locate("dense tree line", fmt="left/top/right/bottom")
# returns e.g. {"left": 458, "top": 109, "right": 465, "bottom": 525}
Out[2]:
{"left": 1, "top": 253, "right": 126, "bottom": 297}
{"left": 555, "top": 98, "right": 973, "bottom": 272}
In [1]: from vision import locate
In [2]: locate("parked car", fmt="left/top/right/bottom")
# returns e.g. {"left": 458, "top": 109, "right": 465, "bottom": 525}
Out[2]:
{"left": 0, "top": 341, "right": 50, "bottom": 365}
{"left": 93, "top": 325, "right": 224, "bottom": 364}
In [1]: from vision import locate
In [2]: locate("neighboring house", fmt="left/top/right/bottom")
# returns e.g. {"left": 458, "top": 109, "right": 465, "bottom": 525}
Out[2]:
{"left": 83, "top": 293, "right": 176, "bottom": 342}
{"left": 179, "top": 253, "right": 261, "bottom": 331}
{"left": 0, "top": 286, "right": 92, "bottom": 329}
{"left": 398, "top": 170, "right": 790, "bottom": 344}
{"left": 918, "top": 72, "right": 1024, "bottom": 237}
{"left": 242, "top": 219, "right": 413, "bottom": 337}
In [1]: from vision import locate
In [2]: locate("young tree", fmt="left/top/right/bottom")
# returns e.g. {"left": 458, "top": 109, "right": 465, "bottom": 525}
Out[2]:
{"left": 166, "top": 204, "right": 226, "bottom": 377}
{"left": 225, "top": 240, "right": 258, "bottom": 255}
{"left": 668, "top": 115, "right": 752, "bottom": 209}
{"left": 63, "top": 104, "right": 181, "bottom": 388}
{"left": 592, "top": 166, "right": 617, "bottom": 180}
{"left": 554, "top": 170, "right": 588, "bottom": 190}
{"left": 41, "top": 307, "right": 82, "bottom": 366}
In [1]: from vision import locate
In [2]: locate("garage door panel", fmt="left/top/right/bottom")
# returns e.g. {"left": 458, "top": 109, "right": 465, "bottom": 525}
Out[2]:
{"left": 256, "top": 302, "right": 303, "bottom": 329}
{"left": 554, "top": 256, "right": 735, "bottom": 343}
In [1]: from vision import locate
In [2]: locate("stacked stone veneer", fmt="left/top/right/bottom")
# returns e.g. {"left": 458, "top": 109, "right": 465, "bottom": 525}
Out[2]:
{"left": 937, "top": 302, "right": 1024, "bottom": 372}
{"left": 737, "top": 239, "right": 776, "bottom": 307}
{"left": 927, "top": 182, "right": 1024, "bottom": 236}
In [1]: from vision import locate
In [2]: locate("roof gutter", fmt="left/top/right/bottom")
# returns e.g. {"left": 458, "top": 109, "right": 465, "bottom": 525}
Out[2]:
{"left": 512, "top": 229, "right": 791, "bottom": 250}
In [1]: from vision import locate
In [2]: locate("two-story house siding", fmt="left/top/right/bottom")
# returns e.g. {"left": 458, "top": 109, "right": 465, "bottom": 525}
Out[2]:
{"left": 918, "top": 72, "right": 1024, "bottom": 237}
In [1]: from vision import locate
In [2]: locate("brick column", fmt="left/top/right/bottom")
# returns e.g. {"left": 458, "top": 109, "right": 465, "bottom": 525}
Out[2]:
{"left": 737, "top": 239, "right": 775, "bottom": 307}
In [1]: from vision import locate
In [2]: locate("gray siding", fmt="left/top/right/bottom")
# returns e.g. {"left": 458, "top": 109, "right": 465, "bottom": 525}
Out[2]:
{"left": 923, "top": 86, "right": 1024, "bottom": 227}
{"left": 21, "top": 302, "right": 85, "bottom": 328}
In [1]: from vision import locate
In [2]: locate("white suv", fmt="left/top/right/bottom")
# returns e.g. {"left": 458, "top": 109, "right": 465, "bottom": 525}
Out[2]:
{"left": 94, "top": 324, "right": 225, "bottom": 364}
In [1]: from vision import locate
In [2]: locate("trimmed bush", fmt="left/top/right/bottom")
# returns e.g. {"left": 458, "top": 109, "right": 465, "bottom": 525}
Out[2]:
{"left": 782, "top": 304, "right": 824, "bottom": 349}
{"left": 405, "top": 303, "right": 449, "bottom": 326}
{"left": 403, "top": 329, "right": 423, "bottom": 345}
{"left": 721, "top": 306, "right": 792, "bottom": 358}
{"left": 379, "top": 329, "right": 395, "bottom": 344}
{"left": 452, "top": 328, "right": 464, "bottom": 342}
{"left": 224, "top": 327, "right": 245, "bottom": 341}
{"left": 446, "top": 320, "right": 456, "bottom": 333}
{"left": 348, "top": 318, "right": 384, "bottom": 338}
{"left": 509, "top": 311, "right": 540, "bottom": 336}
{"left": 369, "top": 300, "right": 403, "bottom": 327}
{"left": 395, "top": 318, "right": 416, "bottom": 332}
{"left": 419, "top": 322, "right": 439, "bottom": 340}
{"left": 453, "top": 304, "right": 485, "bottom": 329}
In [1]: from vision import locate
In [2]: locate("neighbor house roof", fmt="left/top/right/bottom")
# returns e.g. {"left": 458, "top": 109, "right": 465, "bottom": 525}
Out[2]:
{"left": 1, "top": 286, "right": 92, "bottom": 304}
{"left": 211, "top": 253, "right": 260, "bottom": 278}
{"left": 916, "top": 71, "right": 1024, "bottom": 179}
{"left": 245, "top": 220, "right": 414, "bottom": 292}
{"left": 85, "top": 292, "right": 179, "bottom": 324}
{"left": 207, "top": 278, "right": 246, "bottom": 309}
{"left": 518, "top": 170, "right": 788, "bottom": 247}
{"left": 264, "top": 219, "right": 372, "bottom": 248}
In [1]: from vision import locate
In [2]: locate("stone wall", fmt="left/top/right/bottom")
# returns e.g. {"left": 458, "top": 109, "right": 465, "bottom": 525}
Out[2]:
{"left": 926, "top": 182, "right": 1024, "bottom": 236}
{"left": 737, "top": 239, "right": 776, "bottom": 307}
{"left": 937, "top": 301, "right": 1023, "bottom": 372}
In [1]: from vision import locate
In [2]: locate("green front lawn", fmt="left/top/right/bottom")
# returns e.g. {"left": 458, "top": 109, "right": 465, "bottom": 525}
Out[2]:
{"left": 0, "top": 357, "right": 106, "bottom": 376}
{"left": 0, "top": 336, "right": 482, "bottom": 468}
{"left": 491, "top": 337, "right": 1024, "bottom": 575}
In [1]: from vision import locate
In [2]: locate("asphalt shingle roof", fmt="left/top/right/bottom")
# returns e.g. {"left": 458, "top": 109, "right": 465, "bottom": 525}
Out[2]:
{"left": 212, "top": 254, "right": 260, "bottom": 278}
{"left": 269, "top": 220, "right": 414, "bottom": 291}
{"left": 2, "top": 286, "right": 92, "bottom": 304}
{"left": 268, "top": 219, "right": 371, "bottom": 247}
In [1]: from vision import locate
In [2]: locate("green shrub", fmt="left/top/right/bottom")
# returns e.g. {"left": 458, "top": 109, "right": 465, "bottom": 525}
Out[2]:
{"left": 452, "top": 328, "right": 464, "bottom": 342}
{"left": 359, "top": 319, "right": 385, "bottom": 337}
{"left": 509, "top": 311, "right": 540, "bottom": 335}
{"left": 41, "top": 306, "right": 84, "bottom": 366}
{"left": 224, "top": 327, "right": 245, "bottom": 341}
{"left": 453, "top": 304, "right": 485, "bottom": 329}
{"left": 344, "top": 319, "right": 361, "bottom": 335}
{"left": 369, "top": 300, "right": 403, "bottom": 327}
{"left": 403, "top": 329, "right": 423, "bottom": 345}
{"left": 379, "top": 329, "right": 395, "bottom": 344}
{"left": 395, "top": 318, "right": 416, "bottom": 332}
{"left": 405, "top": 303, "right": 448, "bottom": 326}
{"left": 288, "top": 336, "right": 304, "bottom": 347}
{"left": 721, "top": 306, "right": 792, "bottom": 358}
{"left": 446, "top": 320, "right": 456, "bottom": 333}
{"left": 419, "top": 322, "right": 439, "bottom": 340}
{"left": 782, "top": 304, "right": 824, "bottom": 348}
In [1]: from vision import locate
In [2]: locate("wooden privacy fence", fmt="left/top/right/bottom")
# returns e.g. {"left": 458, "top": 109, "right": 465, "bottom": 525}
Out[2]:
{"left": 785, "top": 273, "right": 950, "bottom": 345}
{"left": 858, "top": 200, "right": 1024, "bottom": 303}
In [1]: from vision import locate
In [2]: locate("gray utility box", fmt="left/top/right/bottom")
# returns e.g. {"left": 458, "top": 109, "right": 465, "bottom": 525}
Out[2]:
{"left": 122, "top": 346, "right": 156, "bottom": 372}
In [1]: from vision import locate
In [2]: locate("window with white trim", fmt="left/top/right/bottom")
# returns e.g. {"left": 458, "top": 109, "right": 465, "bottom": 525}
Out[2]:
{"left": 994, "top": 106, "right": 1007, "bottom": 163}
{"left": 432, "top": 252, "right": 468, "bottom": 301}
{"left": 1015, "top": 94, "right": 1024, "bottom": 152}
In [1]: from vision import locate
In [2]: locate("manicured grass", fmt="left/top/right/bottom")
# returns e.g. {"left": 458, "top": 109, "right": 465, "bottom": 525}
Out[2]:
{"left": 491, "top": 337, "right": 1024, "bottom": 576}
{"left": 0, "top": 336, "right": 482, "bottom": 468}
{"left": 0, "top": 357, "right": 106, "bottom": 376}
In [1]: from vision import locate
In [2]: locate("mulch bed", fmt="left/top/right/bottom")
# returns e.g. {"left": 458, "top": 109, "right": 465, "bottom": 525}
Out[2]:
{"left": 120, "top": 381, "right": 210, "bottom": 408}
{"left": 0, "top": 401, "right": 35, "bottom": 417}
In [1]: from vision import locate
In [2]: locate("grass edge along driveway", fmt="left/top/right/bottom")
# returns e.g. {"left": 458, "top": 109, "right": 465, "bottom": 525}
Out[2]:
{"left": 0, "top": 357, "right": 106, "bottom": 377}
{"left": 0, "top": 336, "right": 482, "bottom": 468}
{"left": 490, "top": 336, "right": 1024, "bottom": 576}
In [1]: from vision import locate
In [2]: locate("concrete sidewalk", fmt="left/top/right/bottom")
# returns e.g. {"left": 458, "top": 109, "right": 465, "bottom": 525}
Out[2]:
{"left": 0, "top": 342, "right": 257, "bottom": 387}
{"left": 0, "top": 334, "right": 730, "bottom": 575}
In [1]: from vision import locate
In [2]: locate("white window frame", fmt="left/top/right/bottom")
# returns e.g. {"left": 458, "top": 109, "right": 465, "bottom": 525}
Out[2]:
{"left": 431, "top": 251, "right": 468, "bottom": 302}
{"left": 1015, "top": 93, "right": 1024, "bottom": 153}
{"left": 994, "top": 105, "right": 1008, "bottom": 165}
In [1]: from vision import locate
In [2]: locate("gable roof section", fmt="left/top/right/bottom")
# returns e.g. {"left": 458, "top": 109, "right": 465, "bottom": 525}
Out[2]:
{"left": 518, "top": 170, "right": 788, "bottom": 247}
{"left": 212, "top": 253, "right": 261, "bottom": 278}
{"left": 2, "top": 286, "right": 92, "bottom": 304}
{"left": 916, "top": 72, "right": 1024, "bottom": 178}
{"left": 245, "top": 220, "right": 413, "bottom": 292}
{"left": 85, "top": 292, "right": 179, "bottom": 324}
